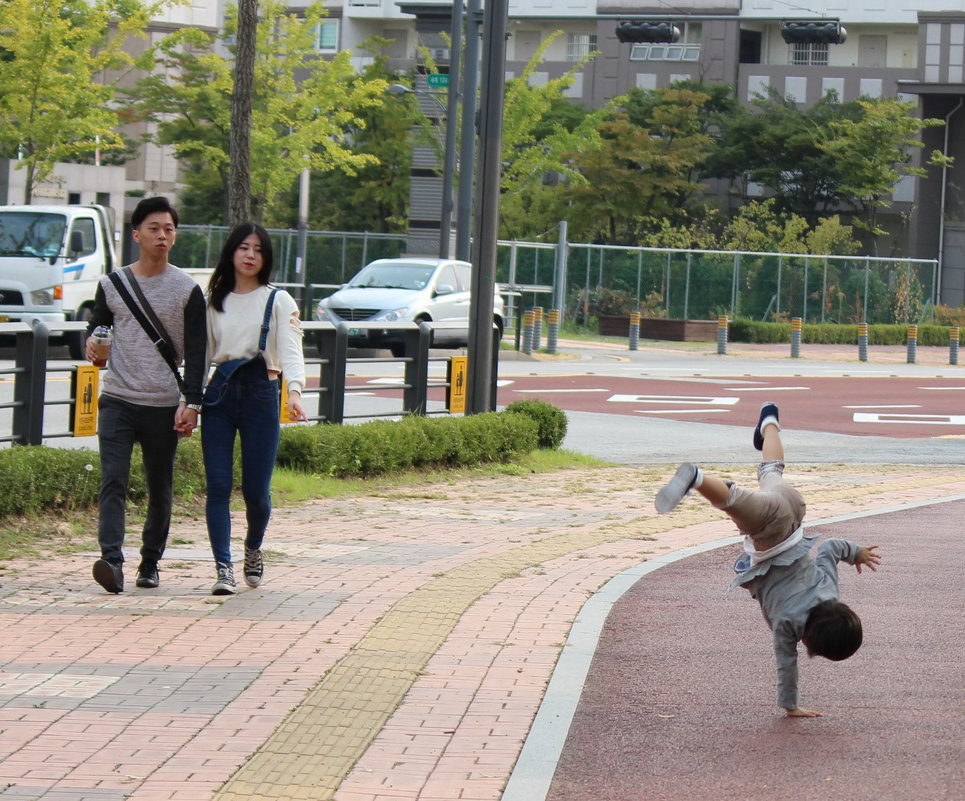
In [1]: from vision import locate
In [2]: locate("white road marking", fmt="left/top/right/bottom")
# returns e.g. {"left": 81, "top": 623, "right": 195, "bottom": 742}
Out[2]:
{"left": 634, "top": 409, "right": 730, "bottom": 415}
{"left": 843, "top": 404, "right": 921, "bottom": 409}
{"left": 853, "top": 412, "right": 965, "bottom": 426}
{"left": 607, "top": 394, "right": 739, "bottom": 405}
{"left": 513, "top": 388, "right": 609, "bottom": 393}
{"left": 918, "top": 386, "right": 965, "bottom": 390}
{"left": 723, "top": 386, "right": 810, "bottom": 392}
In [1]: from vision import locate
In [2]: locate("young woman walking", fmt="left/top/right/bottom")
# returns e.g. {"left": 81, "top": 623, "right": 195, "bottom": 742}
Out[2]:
{"left": 202, "top": 222, "right": 307, "bottom": 594}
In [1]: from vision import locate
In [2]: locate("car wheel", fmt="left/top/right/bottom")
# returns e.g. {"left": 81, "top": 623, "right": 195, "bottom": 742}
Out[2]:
{"left": 388, "top": 342, "right": 405, "bottom": 358}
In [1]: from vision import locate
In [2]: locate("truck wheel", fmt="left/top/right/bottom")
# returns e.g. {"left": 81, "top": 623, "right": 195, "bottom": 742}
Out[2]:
{"left": 67, "top": 307, "right": 92, "bottom": 360}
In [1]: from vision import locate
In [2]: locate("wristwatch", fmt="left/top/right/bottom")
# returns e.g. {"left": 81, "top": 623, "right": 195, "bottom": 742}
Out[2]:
{"left": 186, "top": 403, "right": 202, "bottom": 412}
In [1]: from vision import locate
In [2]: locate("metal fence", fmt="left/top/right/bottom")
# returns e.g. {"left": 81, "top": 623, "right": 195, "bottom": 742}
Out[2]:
{"left": 0, "top": 321, "right": 493, "bottom": 447}
{"left": 172, "top": 225, "right": 941, "bottom": 326}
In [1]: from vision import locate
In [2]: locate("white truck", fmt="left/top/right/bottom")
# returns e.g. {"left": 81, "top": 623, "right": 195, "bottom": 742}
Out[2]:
{"left": 0, "top": 204, "right": 118, "bottom": 358}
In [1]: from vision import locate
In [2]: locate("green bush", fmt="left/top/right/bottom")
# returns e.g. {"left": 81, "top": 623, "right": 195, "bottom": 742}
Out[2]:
{"left": 504, "top": 399, "right": 568, "bottom": 449}
{"left": 0, "top": 446, "right": 101, "bottom": 517}
{"left": 727, "top": 318, "right": 954, "bottom": 346}
{"left": 276, "top": 412, "right": 539, "bottom": 477}
{"left": 0, "top": 406, "right": 554, "bottom": 518}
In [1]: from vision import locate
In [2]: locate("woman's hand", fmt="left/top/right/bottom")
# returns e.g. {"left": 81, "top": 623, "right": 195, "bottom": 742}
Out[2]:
{"left": 287, "top": 390, "right": 307, "bottom": 423}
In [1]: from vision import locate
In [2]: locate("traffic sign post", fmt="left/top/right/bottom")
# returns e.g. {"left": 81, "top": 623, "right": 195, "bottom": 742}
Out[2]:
{"left": 71, "top": 365, "right": 100, "bottom": 437}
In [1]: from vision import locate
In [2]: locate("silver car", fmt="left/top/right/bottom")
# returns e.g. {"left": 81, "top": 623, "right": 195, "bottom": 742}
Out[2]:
{"left": 315, "top": 257, "right": 505, "bottom": 356}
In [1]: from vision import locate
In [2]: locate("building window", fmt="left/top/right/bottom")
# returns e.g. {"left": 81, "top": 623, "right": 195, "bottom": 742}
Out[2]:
{"left": 566, "top": 33, "right": 597, "bottom": 62}
{"left": 315, "top": 19, "right": 339, "bottom": 52}
{"left": 791, "top": 42, "right": 828, "bottom": 67}
{"left": 629, "top": 44, "right": 701, "bottom": 62}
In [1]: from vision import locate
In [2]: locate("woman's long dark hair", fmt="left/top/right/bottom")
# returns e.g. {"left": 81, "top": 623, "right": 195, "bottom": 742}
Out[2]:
{"left": 207, "top": 222, "right": 274, "bottom": 312}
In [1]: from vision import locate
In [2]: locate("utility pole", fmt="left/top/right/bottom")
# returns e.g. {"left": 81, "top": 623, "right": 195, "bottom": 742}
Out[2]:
{"left": 465, "top": 0, "right": 508, "bottom": 413}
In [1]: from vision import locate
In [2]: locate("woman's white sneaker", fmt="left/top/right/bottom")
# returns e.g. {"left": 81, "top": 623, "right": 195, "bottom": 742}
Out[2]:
{"left": 212, "top": 563, "right": 236, "bottom": 595}
{"left": 243, "top": 547, "right": 264, "bottom": 588}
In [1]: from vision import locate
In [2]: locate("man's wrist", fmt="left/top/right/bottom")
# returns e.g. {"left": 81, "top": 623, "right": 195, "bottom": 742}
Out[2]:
{"left": 185, "top": 403, "right": 202, "bottom": 412}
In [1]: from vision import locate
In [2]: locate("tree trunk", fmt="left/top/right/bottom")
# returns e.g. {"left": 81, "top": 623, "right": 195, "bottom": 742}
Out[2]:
{"left": 228, "top": 0, "right": 257, "bottom": 227}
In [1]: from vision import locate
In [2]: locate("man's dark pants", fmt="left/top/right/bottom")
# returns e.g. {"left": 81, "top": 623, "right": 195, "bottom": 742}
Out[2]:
{"left": 97, "top": 394, "right": 179, "bottom": 566}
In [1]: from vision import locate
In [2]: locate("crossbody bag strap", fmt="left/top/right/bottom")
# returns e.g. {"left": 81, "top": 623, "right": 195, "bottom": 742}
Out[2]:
{"left": 258, "top": 287, "right": 280, "bottom": 351}
{"left": 107, "top": 271, "right": 184, "bottom": 391}
{"left": 123, "top": 267, "right": 178, "bottom": 353}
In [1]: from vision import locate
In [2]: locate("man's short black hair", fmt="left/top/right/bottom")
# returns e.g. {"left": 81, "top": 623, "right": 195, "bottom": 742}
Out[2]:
{"left": 131, "top": 196, "right": 179, "bottom": 229}
{"left": 803, "top": 599, "right": 863, "bottom": 661}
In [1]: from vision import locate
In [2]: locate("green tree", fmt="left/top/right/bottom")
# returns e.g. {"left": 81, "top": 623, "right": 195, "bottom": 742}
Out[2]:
{"left": 561, "top": 87, "right": 713, "bottom": 243}
{"left": 132, "top": 0, "right": 388, "bottom": 225}
{"left": 0, "top": 0, "right": 165, "bottom": 203}
{"left": 275, "top": 45, "right": 418, "bottom": 233}
{"left": 821, "top": 97, "right": 950, "bottom": 240}
{"left": 497, "top": 31, "right": 605, "bottom": 240}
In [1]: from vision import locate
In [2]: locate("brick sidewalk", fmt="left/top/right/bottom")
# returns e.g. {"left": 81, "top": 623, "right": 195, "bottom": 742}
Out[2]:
{"left": 1, "top": 464, "right": 962, "bottom": 800}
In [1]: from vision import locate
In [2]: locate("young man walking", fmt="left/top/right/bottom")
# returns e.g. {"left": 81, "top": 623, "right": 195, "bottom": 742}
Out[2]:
{"left": 86, "top": 196, "right": 207, "bottom": 593}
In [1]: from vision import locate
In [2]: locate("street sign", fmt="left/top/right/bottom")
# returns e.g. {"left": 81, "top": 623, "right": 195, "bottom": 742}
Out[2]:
{"left": 72, "top": 365, "right": 100, "bottom": 437}
{"left": 447, "top": 356, "right": 467, "bottom": 414}
{"left": 427, "top": 73, "right": 449, "bottom": 88}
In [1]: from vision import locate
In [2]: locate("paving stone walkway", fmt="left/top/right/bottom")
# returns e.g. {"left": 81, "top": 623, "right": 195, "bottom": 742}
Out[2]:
{"left": 0, "top": 461, "right": 962, "bottom": 800}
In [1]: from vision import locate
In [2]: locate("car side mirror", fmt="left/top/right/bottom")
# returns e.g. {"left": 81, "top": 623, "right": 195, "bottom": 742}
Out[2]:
{"left": 435, "top": 284, "right": 454, "bottom": 296}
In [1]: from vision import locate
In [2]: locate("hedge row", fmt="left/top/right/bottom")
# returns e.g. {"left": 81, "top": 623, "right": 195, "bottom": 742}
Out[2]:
{"left": 728, "top": 319, "right": 956, "bottom": 346}
{"left": 0, "top": 400, "right": 567, "bottom": 518}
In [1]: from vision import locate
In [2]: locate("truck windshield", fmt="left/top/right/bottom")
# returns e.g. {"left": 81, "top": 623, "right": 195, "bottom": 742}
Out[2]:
{"left": 0, "top": 212, "right": 67, "bottom": 258}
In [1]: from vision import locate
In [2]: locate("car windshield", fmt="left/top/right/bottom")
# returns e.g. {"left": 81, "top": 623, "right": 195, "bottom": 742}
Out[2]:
{"left": 0, "top": 212, "right": 67, "bottom": 258}
{"left": 348, "top": 263, "right": 436, "bottom": 291}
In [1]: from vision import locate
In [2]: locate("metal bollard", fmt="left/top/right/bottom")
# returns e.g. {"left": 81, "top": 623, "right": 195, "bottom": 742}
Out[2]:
{"left": 790, "top": 317, "right": 802, "bottom": 358}
{"left": 716, "top": 315, "right": 728, "bottom": 355}
{"left": 546, "top": 308, "right": 560, "bottom": 355}
{"left": 906, "top": 324, "right": 918, "bottom": 364}
{"left": 858, "top": 322, "right": 868, "bottom": 362}
{"left": 950, "top": 327, "right": 959, "bottom": 366}
{"left": 532, "top": 306, "right": 543, "bottom": 351}
{"left": 629, "top": 311, "right": 641, "bottom": 351}
{"left": 521, "top": 310, "right": 535, "bottom": 355}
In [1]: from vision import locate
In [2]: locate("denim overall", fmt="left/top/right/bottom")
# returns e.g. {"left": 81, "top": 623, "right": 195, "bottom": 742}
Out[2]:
{"left": 201, "top": 289, "right": 280, "bottom": 566}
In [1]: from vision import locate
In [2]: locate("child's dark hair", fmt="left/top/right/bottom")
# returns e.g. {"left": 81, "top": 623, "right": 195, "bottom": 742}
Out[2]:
{"left": 803, "top": 599, "right": 863, "bottom": 661}
{"left": 207, "top": 222, "right": 274, "bottom": 312}
{"left": 131, "top": 196, "right": 179, "bottom": 229}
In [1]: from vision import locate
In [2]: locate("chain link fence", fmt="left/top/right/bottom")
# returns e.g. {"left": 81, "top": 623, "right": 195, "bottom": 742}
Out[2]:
{"left": 172, "top": 226, "right": 940, "bottom": 326}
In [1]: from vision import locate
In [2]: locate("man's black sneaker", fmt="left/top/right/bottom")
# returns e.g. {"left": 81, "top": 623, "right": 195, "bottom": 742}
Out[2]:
{"left": 243, "top": 547, "right": 263, "bottom": 588}
{"left": 93, "top": 559, "right": 124, "bottom": 594}
{"left": 212, "top": 563, "right": 237, "bottom": 595}
{"left": 753, "top": 401, "right": 780, "bottom": 451}
{"left": 654, "top": 463, "right": 699, "bottom": 514}
{"left": 135, "top": 563, "right": 159, "bottom": 589}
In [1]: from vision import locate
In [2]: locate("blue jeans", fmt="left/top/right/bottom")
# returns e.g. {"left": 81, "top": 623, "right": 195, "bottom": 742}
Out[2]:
{"left": 97, "top": 394, "right": 180, "bottom": 565}
{"left": 201, "top": 358, "right": 281, "bottom": 566}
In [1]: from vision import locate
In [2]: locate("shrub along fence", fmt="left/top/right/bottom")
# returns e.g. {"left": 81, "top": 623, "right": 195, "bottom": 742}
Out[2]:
{"left": 0, "top": 400, "right": 567, "bottom": 519}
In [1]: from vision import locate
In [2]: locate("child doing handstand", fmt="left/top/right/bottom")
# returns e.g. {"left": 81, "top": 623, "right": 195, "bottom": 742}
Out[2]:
{"left": 654, "top": 402, "right": 882, "bottom": 717}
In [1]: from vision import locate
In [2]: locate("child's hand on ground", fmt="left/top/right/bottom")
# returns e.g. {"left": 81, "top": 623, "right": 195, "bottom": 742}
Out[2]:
{"left": 785, "top": 707, "right": 823, "bottom": 718}
{"left": 855, "top": 545, "right": 882, "bottom": 574}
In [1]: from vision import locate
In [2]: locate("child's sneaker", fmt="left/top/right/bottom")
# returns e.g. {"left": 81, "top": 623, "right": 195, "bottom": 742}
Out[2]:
{"left": 753, "top": 402, "right": 780, "bottom": 451}
{"left": 655, "top": 463, "right": 699, "bottom": 514}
